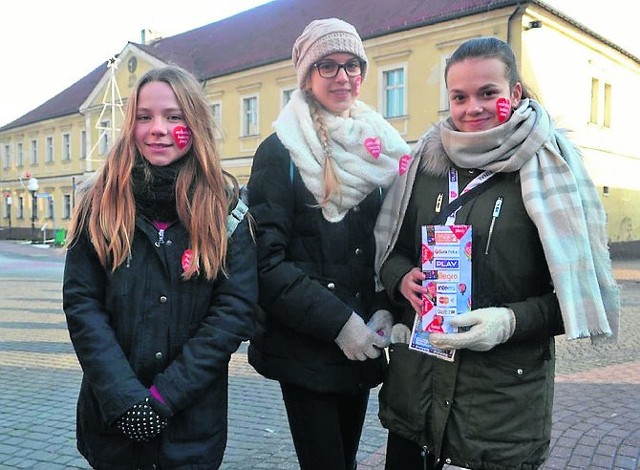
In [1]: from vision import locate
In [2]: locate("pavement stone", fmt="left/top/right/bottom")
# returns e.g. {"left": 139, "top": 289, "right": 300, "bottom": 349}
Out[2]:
{"left": 0, "top": 240, "right": 638, "bottom": 469}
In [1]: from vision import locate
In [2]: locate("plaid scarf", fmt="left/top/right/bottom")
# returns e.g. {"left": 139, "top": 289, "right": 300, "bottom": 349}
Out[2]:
{"left": 374, "top": 99, "right": 620, "bottom": 343}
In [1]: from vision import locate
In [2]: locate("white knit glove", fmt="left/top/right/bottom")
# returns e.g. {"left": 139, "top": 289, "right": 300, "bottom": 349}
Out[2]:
{"left": 335, "top": 312, "right": 386, "bottom": 361}
{"left": 366, "top": 310, "right": 393, "bottom": 348}
{"left": 428, "top": 307, "right": 516, "bottom": 352}
{"left": 390, "top": 323, "right": 412, "bottom": 344}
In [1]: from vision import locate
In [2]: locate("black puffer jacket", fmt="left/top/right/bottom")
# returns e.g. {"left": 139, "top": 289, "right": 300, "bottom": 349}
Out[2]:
{"left": 247, "top": 133, "right": 387, "bottom": 393}
{"left": 63, "top": 214, "right": 257, "bottom": 470}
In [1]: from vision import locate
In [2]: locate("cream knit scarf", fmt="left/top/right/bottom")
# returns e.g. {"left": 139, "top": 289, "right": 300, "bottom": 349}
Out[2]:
{"left": 275, "top": 89, "right": 411, "bottom": 222}
{"left": 375, "top": 99, "right": 620, "bottom": 342}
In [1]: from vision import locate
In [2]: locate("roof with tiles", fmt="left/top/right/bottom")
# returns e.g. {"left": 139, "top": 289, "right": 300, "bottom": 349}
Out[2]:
{"left": 2, "top": 0, "right": 637, "bottom": 131}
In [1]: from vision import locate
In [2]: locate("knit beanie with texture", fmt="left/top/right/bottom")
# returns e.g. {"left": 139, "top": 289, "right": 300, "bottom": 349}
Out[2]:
{"left": 292, "top": 18, "right": 368, "bottom": 89}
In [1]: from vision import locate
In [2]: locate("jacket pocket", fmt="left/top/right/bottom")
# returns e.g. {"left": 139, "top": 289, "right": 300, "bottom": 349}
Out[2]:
{"left": 378, "top": 343, "right": 432, "bottom": 443}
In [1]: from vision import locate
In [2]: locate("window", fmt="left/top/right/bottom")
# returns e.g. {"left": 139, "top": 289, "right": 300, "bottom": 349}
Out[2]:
{"left": 63, "top": 194, "right": 72, "bottom": 219}
{"left": 603, "top": 83, "right": 612, "bottom": 128}
{"left": 242, "top": 96, "right": 258, "bottom": 136}
{"left": 3, "top": 144, "right": 9, "bottom": 169}
{"left": 45, "top": 195, "right": 54, "bottom": 220}
{"left": 589, "top": 77, "right": 612, "bottom": 128}
{"left": 17, "top": 196, "right": 24, "bottom": 219}
{"left": 81, "top": 130, "right": 87, "bottom": 159}
{"left": 46, "top": 136, "right": 54, "bottom": 163}
{"left": 589, "top": 78, "right": 599, "bottom": 124}
{"left": 211, "top": 103, "right": 222, "bottom": 139}
{"left": 281, "top": 88, "right": 295, "bottom": 109}
{"left": 383, "top": 67, "right": 406, "bottom": 118}
{"left": 16, "top": 142, "right": 23, "bottom": 167}
{"left": 31, "top": 139, "right": 38, "bottom": 165}
{"left": 62, "top": 133, "right": 71, "bottom": 161}
{"left": 439, "top": 54, "right": 452, "bottom": 112}
{"left": 3, "top": 194, "right": 11, "bottom": 218}
{"left": 99, "top": 120, "right": 110, "bottom": 155}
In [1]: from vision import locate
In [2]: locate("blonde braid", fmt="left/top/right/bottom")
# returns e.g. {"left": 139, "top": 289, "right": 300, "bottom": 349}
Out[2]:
{"left": 305, "top": 91, "right": 341, "bottom": 205}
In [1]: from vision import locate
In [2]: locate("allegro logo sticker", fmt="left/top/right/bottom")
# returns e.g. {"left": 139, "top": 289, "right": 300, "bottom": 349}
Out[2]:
{"left": 437, "top": 270, "right": 460, "bottom": 282}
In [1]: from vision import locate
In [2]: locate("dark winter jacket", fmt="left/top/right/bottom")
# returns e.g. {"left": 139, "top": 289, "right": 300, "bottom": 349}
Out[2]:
{"left": 378, "top": 167, "right": 563, "bottom": 470}
{"left": 63, "top": 213, "right": 257, "bottom": 470}
{"left": 246, "top": 133, "right": 387, "bottom": 393}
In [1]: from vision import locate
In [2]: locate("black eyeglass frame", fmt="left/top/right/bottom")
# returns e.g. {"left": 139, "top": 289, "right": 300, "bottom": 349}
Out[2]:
{"left": 312, "top": 60, "right": 366, "bottom": 78}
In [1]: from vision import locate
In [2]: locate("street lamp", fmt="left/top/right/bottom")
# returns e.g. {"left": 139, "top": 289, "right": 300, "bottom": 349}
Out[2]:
{"left": 27, "top": 177, "right": 39, "bottom": 242}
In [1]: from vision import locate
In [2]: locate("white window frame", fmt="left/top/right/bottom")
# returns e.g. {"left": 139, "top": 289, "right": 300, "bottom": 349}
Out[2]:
{"left": 211, "top": 102, "right": 223, "bottom": 140}
{"left": 81, "top": 130, "right": 87, "bottom": 159}
{"left": 45, "top": 195, "right": 54, "bottom": 219}
{"left": 31, "top": 139, "right": 38, "bottom": 165}
{"left": 439, "top": 54, "right": 452, "bottom": 112}
{"left": 63, "top": 194, "right": 72, "bottom": 219}
{"left": 281, "top": 88, "right": 295, "bottom": 110}
{"left": 62, "top": 133, "right": 71, "bottom": 161}
{"left": 16, "top": 142, "right": 23, "bottom": 167}
{"left": 240, "top": 95, "right": 259, "bottom": 137}
{"left": 17, "top": 196, "right": 24, "bottom": 219}
{"left": 380, "top": 64, "right": 407, "bottom": 119}
{"left": 2, "top": 144, "right": 9, "bottom": 169}
{"left": 99, "top": 120, "right": 111, "bottom": 155}
{"left": 46, "top": 136, "right": 54, "bottom": 163}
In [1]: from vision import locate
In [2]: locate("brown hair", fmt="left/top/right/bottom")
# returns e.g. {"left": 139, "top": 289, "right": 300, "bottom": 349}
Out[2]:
{"left": 445, "top": 36, "right": 538, "bottom": 100}
{"left": 67, "top": 65, "right": 238, "bottom": 280}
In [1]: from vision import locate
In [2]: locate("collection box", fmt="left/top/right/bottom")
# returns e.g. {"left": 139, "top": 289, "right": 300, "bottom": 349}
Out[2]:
{"left": 409, "top": 225, "right": 472, "bottom": 361}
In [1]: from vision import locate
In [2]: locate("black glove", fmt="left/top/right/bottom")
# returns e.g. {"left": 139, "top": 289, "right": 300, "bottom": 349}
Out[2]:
{"left": 116, "top": 397, "right": 168, "bottom": 442}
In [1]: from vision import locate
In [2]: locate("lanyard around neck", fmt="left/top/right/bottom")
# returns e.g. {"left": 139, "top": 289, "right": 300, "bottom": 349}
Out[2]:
{"left": 445, "top": 168, "right": 495, "bottom": 225}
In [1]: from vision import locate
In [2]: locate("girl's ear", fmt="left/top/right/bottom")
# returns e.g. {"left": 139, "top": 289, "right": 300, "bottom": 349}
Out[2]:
{"left": 511, "top": 82, "right": 523, "bottom": 108}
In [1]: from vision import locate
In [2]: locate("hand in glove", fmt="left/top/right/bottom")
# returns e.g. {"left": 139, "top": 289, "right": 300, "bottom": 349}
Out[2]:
{"left": 390, "top": 323, "right": 412, "bottom": 344}
{"left": 367, "top": 310, "right": 393, "bottom": 348}
{"left": 335, "top": 312, "right": 387, "bottom": 361}
{"left": 428, "top": 307, "right": 516, "bottom": 352}
{"left": 116, "top": 397, "right": 168, "bottom": 442}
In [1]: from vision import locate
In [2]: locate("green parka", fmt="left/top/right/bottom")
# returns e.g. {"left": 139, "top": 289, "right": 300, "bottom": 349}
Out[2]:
{"left": 378, "top": 164, "right": 564, "bottom": 469}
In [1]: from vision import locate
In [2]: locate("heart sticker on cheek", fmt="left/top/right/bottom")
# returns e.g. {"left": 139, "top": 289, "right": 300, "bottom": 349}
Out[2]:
{"left": 173, "top": 126, "right": 192, "bottom": 149}
{"left": 496, "top": 97, "right": 511, "bottom": 123}
{"left": 353, "top": 76, "right": 362, "bottom": 96}
{"left": 399, "top": 154, "right": 412, "bottom": 175}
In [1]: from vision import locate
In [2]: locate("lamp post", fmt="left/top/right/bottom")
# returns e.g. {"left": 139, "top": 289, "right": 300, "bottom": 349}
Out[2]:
{"left": 27, "top": 177, "right": 39, "bottom": 242}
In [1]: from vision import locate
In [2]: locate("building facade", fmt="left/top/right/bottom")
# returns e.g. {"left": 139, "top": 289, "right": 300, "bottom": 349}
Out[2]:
{"left": 1, "top": 0, "right": 639, "bottom": 246}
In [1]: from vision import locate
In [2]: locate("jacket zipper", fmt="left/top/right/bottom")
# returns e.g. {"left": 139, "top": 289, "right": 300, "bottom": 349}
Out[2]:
{"left": 484, "top": 196, "right": 503, "bottom": 255}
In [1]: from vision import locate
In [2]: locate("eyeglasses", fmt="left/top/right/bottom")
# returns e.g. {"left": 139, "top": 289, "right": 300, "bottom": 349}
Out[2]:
{"left": 313, "top": 60, "right": 364, "bottom": 78}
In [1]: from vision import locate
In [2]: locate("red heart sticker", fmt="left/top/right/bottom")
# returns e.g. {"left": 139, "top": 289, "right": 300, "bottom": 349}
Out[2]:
{"left": 399, "top": 154, "right": 412, "bottom": 175}
{"left": 465, "top": 241, "right": 472, "bottom": 260}
{"left": 173, "top": 126, "right": 192, "bottom": 149}
{"left": 496, "top": 97, "right": 511, "bottom": 123}
{"left": 364, "top": 137, "right": 381, "bottom": 158}
{"left": 354, "top": 76, "right": 362, "bottom": 96}
{"left": 421, "top": 243, "right": 434, "bottom": 263}
{"left": 181, "top": 249, "right": 193, "bottom": 272}
{"left": 450, "top": 225, "right": 470, "bottom": 240}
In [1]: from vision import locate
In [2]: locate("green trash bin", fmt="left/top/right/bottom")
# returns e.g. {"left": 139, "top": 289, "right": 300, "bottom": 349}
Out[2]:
{"left": 54, "top": 229, "right": 66, "bottom": 246}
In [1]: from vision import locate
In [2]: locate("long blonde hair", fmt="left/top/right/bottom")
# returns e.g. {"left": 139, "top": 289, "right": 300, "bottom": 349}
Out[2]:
{"left": 304, "top": 90, "right": 341, "bottom": 206}
{"left": 67, "top": 65, "right": 238, "bottom": 280}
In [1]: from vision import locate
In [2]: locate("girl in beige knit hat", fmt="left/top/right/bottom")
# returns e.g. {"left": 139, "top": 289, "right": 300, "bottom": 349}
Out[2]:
{"left": 246, "top": 17, "right": 411, "bottom": 470}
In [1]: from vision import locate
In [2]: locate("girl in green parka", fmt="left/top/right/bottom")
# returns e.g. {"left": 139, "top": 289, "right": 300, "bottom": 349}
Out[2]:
{"left": 373, "top": 37, "right": 620, "bottom": 470}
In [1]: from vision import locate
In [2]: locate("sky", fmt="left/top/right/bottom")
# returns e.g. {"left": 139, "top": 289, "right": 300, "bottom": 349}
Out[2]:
{"left": 0, "top": 0, "right": 637, "bottom": 127}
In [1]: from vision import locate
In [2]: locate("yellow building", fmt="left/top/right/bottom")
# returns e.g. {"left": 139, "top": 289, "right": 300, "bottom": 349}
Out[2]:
{"left": 1, "top": 0, "right": 639, "bottom": 248}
